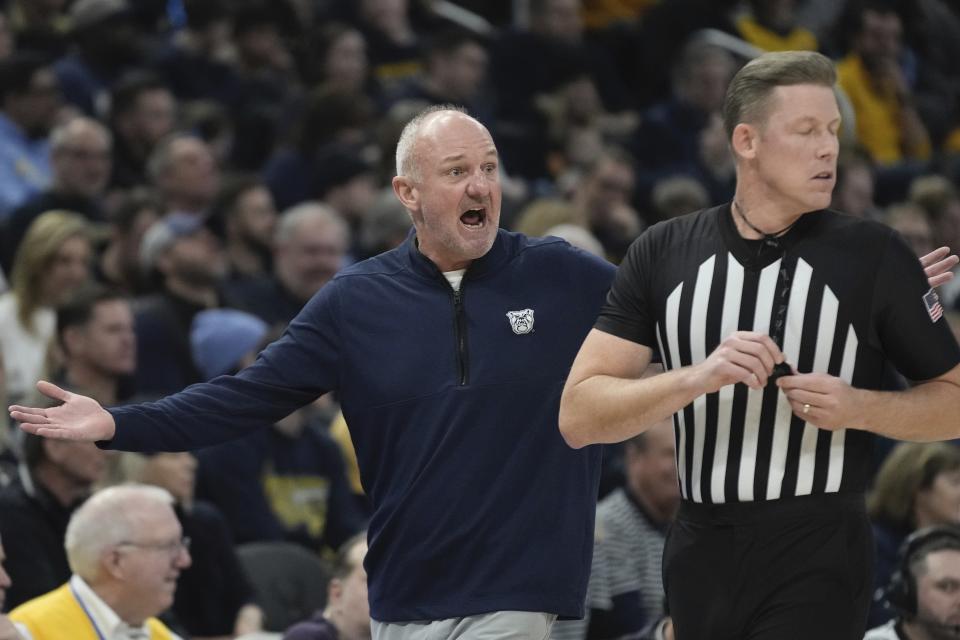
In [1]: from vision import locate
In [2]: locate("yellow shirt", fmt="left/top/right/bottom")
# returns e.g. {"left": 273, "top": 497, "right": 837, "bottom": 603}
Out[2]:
{"left": 736, "top": 15, "right": 817, "bottom": 52}
{"left": 10, "top": 580, "right": 175, "bottom": 640}
{"left": 837, "top": 53, "right": 931, "bottom": 164}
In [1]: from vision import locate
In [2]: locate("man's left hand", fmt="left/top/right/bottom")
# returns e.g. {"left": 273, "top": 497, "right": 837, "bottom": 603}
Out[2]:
{"left": 776, "top": 372, "right": 865, "bottom": 430}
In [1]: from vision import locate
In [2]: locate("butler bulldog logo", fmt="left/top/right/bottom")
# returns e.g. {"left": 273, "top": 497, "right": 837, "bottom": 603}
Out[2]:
{"left": 506, "top": 309, "right": 535, "bottom": 335}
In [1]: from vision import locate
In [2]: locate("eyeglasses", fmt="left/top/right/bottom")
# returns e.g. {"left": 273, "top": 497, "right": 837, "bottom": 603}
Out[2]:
{"left": 116, "top": 536, "right": 191, "bottom": 556}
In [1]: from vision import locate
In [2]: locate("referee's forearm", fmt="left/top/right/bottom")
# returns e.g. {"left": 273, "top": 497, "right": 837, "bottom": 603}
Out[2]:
{"left": 850, "top": 378, "right": 960, "bottom": 442}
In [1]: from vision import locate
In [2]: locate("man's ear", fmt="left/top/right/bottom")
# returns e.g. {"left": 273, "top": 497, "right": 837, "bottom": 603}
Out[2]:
{"left": 731, "top": 122, "right": 758, "bottom": 161}
{"left": 392, "top": 176, "right": 419, "bottom": 212}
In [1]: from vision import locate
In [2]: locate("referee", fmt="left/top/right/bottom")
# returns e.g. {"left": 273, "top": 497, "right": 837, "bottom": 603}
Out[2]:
{"left": 560, "top": 51, "right": 960, "bottom": 640}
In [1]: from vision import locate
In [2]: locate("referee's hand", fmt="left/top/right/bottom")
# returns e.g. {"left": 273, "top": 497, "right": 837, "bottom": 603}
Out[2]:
{"left": 696, "top": 331, "right": 784, "bottom": 392}
{"left": 776, "top": 372, "right": 861, "bottom": 430}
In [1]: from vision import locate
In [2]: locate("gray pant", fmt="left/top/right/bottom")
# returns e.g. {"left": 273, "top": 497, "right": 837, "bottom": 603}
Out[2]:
{"left": 371, "top": 611, "right": 557, "bottom": 640}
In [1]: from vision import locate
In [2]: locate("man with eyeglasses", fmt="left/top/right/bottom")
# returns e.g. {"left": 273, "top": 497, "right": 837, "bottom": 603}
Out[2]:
{"left": 560, "top": 51, "right": 960, "bottom": 640}
{"left": 10, "top": 484, "right": 190, "bottom": 640}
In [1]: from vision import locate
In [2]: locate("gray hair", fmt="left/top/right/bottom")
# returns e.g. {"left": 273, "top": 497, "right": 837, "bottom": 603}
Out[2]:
{"left": 274, "top": 201, "right": 350, "bottom": 246}
{"left": 146, "top": 132, "right": 197, "bottom": 184}
{"left": 50, "top": 116, "right": 112, "bottom": 153}
{"left": 394, "top": 104, "right": 468, "bottom": 181}
{"left": 65, "top": 484, "right": 175, "bottom": 581}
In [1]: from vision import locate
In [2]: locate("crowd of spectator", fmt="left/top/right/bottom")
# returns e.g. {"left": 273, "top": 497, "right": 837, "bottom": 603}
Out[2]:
{"left": 1, "top": 0, "right": 960, "bottom": 638}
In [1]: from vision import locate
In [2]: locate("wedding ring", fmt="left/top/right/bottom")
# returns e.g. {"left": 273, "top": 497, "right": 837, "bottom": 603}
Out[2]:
{"left": 802, "top": 403, "right": 810, "bottom": 415}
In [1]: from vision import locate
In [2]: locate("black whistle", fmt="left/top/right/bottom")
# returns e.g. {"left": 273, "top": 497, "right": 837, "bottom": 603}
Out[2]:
{"left": 769, "top": 361, "right": 792, "bottom": 383}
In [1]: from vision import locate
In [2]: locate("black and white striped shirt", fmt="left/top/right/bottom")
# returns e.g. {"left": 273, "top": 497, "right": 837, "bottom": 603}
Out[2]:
{"left": 597, "top": 205, "right": 960, "bottom": 504}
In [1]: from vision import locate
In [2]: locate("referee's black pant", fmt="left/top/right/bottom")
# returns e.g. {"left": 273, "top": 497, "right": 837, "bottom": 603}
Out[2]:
{"left": 663, "top": 492, "right": 873, "bottom": 640}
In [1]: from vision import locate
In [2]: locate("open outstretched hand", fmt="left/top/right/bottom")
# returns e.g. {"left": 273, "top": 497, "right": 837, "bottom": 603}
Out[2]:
{"left": 8, "top": 381, "right": 115, "bottom": 442}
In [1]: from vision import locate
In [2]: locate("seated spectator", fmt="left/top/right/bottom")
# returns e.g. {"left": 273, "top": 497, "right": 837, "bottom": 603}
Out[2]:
{"left": 0, "top": 431, "right": 107, "bottom": 610}
{"left": 0, "top": 536, "right": 27, "bottom": 639}
{"left": 385, "top": 29, "right": 492, "bottom": 125}
{"left": 832, "top": 148, "right": 881, "bottom": 220}
{"left": 134, "top": 213, "right": 227, "bottom": 397}
{"left": 631, "top": 38, "right": 738, "bottom": 213}
{"left": 885, "top": 202, "right": 935, "bottom": 259}
{"left": 867, "top": 442, "right": 960, "bottom": 628}
{"left": 108, "top": 73, "right": 177, "bottom": 191}
{"left": 570, "top": 147, "right": 642, "bottom": 263}
{"left": 836, "top": 2, "right": 932, "bottom": 166}
{"left": 9, "top": 484, "right": 190, "bottom": 639}
{"left": 96, "top": 189, "right": 161, "bottom": 296}
{"left": 147, "top": 134, "right": 221, "bottom": 219}
{"left": 5, "top": 0, "right": 68, "bottom": 59}
{"left": 352, "top": 0, "right": 422, "bottom": 90}
{"left": 301, "top": 23, "right": 372, "bottom": 97}
{"left": 0, "top": 53, "right": 60, "bottom": 219}
{"left": 190, "top": 310, "right": 366, "bottom": 553}
{"left": 283, "top": 533, "right": 370, "bottom": 640}
{"left": 649, "top": 175, "right": 709, "bottom": 221}
{"left": 109, "top": 451, "right": 265, "bottom": 639}
{"left": 2, "top": 117, "right": 111, "bottom": 275}
{"left": 908, "top": 176, "right": 960, "bottom": 310}
{"left": 866, "top": 525, "right": 960, "bottom": 640}
{"left": 551, "top": 418, "right": 678, "bottom": 639}
{"left": 54, "top": 0, "right": 146, "bottom": 117}
{"left": 223, "top": 203, "right": 349, "bottom": 329}
{"left": 0, "top": 211, "right": 91, "bottom": 406}
{"left": 736, "top": 0, "right": 818, "bottom": 52}
{"left": 208, "top": 174, "right": 278, "bottom": 282}
{"left": 313, "top": 145, "right": 378, "bottom": 258}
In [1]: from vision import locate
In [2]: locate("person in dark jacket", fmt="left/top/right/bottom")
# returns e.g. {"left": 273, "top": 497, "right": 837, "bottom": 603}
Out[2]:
{"left": 10, "top": 105, "right": 614, "bottom": 638}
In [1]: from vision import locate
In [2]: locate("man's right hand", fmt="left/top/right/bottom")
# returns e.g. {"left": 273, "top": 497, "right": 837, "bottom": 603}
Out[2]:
{"left": 8, "top": 381, "right": 115, "bottom": 442}
{"left": 693, "top": 331, "right": 784, "bottom": 393}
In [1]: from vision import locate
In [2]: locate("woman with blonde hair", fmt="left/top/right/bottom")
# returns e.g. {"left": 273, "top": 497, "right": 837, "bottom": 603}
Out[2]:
{"left": 0, "top": 210, "right": 90, "bottom": 405}
{"left": 867, "top": 442, "right": 960, "bottom": 626}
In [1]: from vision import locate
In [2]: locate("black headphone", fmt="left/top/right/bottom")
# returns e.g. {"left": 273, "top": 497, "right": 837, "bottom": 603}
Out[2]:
{"left": 883, "top": 525, "right": 960, "bottom": 617}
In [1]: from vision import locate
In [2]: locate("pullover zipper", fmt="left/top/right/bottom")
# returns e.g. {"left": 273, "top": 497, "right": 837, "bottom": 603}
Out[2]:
{"left": 452, "top": 287, "right": 469, "bottom": 385}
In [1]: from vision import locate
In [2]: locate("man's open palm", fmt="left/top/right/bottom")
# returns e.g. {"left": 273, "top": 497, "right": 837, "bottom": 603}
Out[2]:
{"left": 8, "top": 381, "right": 115, "bottom": 441}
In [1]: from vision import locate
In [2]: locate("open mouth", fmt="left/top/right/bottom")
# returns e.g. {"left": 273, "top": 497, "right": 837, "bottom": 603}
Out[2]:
{"left": 812, "top": 171, "right": 834, "bottom": 180}
{"left": 459, "top": 208, "right": 487, "bottom": 229}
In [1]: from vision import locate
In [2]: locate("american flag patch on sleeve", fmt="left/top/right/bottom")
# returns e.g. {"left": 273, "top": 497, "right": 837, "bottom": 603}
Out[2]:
{"left": 924, "top": 288, "right": 944, "bottom": 322}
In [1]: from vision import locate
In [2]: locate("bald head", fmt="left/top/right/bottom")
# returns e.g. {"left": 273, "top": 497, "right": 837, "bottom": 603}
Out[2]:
{"left": 394, "top": 105, "right": 490, "bottom": 182}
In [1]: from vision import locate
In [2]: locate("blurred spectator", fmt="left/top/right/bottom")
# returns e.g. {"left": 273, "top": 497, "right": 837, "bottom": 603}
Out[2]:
{"left": 836, "top": 1, "right": 932, "bottom": 166}
{"left": 313, "top": 145, "right": 378, "bottom": 257}
{"left": 356, "top": 189, "right": 411, "bottom": 260}
{"left": 833, "top": 148, "right": 881, "bottom": 220}
{"left": 543, "top": 223, "right": 605, "bottom": 258}
{"left": 54, "top": 0, "right": 146, "bottom": 117}
{"left": 224, "top": 203, "right": 349, "bottom": 329}
{"left": 302, "top": 23, "right": 372, "bottom": 97}
{"left": 353, "top": 0, "right": 421, "bottom": 89}
{"left": 2, "top": 117, "right": 111, "bottom": 275}
{"left": 650, "top": 175, "right": 710, "bottom": 221}
{"left": 9, "top": 484, "right": 189, "bottom": 639}
{"left": 96, "top": 189, "right": 161, "bottom": 295}
{"left": 552, "top": 418, "right": 678, "bottom": 639}
{"left": 885, "top": 202, "right": 936, "bottom": 259}
{"left": 491, "top": 0, "right": 629, "bottom": 179}
{"left": 108, "top": 72, "right": 177, "bottom": 190}
{"left": 867, "top": 442, "right": 960, "bottom": 627}
{"left": 571, "top": 147, "right": 642, "bottom": 263}
{"left": 0, "top": 537, "right": 27, "bottom": 639}
{"left": 0, "top": 211, "right": 90, "bottom": 406}
{"left": 148, "top": 134, "right": 221, "bottom": 217}
{"left": 208, "top": 174, "right": 277, "bottom": 281}
{"left": 5, "top": 0, "right": 69, "bottom": 58}
{"left": 736, "top": 0, "right": 818, "bottom": 52}
{"left": 191, "top": 309, "right": 367, "bottom": 553}
{"left": 512, "top": 198, "right": 583, "bottom": 238}
{"left": 151, "top": 0, "right": 240, "bottom": 106}
{"left": 0, "top": 12, "right": 15, "bottom": 63}
{"left": 386, "top": 29, "right": 492, "bottom": 124}
{"left": 908, "top": 176, "right": 960, "bottom": 309}
{"left": 133, "top": 212, "right": 226, "bottom": 397}
{"left": 109, "top": 450, "right": 265, "bottom": 638}
{"left": 283, "top": 533, "right": 370, "bottom": 640}
{"left": 0, "top": 54, "right": 60, "bottom": 219}
{"left": 53, "top": 284, "right": 135, "bottom": 407}
{"left": 264, "top": 86, "right": 375, "bottom": 211}
{"left": 632, "top": 39, "right": 738, "bottom": 213}
{"left": 0, "top": 430, "right": 107, "bottom": 610}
